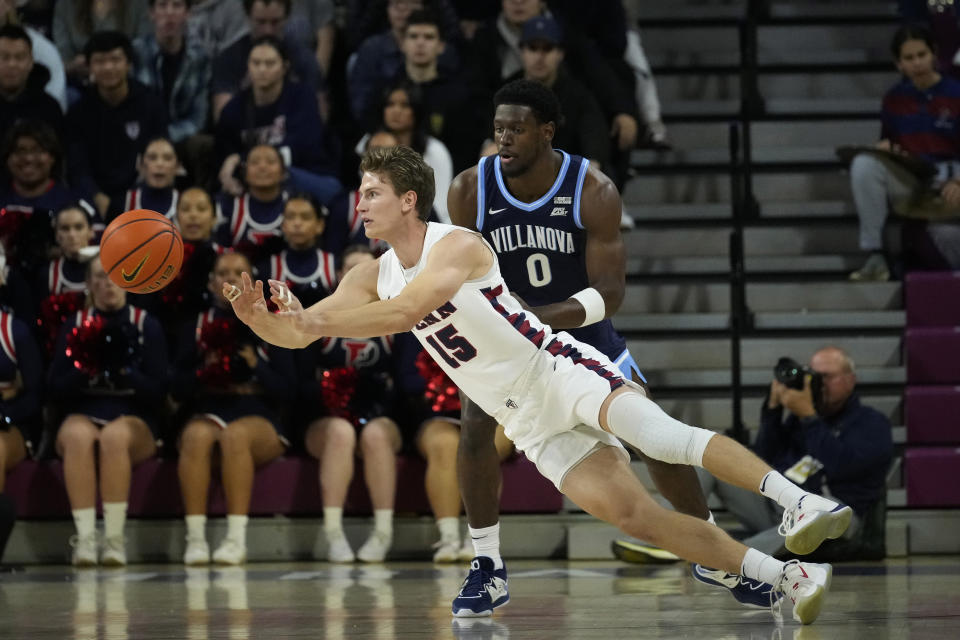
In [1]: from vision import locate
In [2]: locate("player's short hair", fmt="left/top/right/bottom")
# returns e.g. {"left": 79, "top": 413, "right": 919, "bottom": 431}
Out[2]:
{"left": 493, "top": 79, "right": 562, "bottom": 127}
{"left": 243, "top": 0, "right": 291, "bottom": 15}
{"left": 84, "top": 30, "right": 135, "bottom": 64}
{"left": 891, "top": 23, "right": 936, "bottom": 58}
{"left": 359, "top": 145, "right": 435, "bottom": 222}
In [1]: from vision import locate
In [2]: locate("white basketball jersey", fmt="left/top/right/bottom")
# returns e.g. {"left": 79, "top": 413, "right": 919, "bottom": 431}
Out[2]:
{"left": 377, "top": 223, "right": 555, "bottom": 420}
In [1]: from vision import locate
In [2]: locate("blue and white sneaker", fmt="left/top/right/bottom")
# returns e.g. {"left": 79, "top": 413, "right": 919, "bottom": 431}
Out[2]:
{"left": 692, "top": 563, "right": 783, "bottom": 609}
{"left": 780, "top": 494, "right": 853, "bottom": 556}
{"left": 452, "top": 557, "right": 509, "bottom": 617}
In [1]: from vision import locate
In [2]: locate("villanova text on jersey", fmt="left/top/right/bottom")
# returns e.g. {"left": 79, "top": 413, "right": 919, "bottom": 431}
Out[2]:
{"left": 476, "top": 151, "right": 627, "bottom": 363}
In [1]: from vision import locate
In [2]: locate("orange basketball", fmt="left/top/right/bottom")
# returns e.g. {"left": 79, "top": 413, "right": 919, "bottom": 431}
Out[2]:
{"left": 100, "top": 209, "right": 184, "bottom": 294}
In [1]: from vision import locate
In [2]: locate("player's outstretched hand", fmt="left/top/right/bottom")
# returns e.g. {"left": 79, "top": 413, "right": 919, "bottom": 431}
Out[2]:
{"left": 224, "top": 272, "right": 268, "bottom": 324}
{"left": 269, "top": 279, "right": 322, "bottom": 337}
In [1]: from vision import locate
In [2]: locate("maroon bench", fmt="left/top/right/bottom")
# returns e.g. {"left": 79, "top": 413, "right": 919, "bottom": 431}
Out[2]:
{"left": 905, "top": 448, "right": 960, "bottom": 507}
{"left": 4, "top": 455, "right": 563, "bottom": 519}
{"left": 906, "top": 271, "right": 960, "bottom": 327}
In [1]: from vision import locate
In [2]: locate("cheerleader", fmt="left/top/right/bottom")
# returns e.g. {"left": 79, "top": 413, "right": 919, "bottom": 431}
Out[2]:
{"left": 174, "top": 252, "right": 296, "bottom": 566}
{"left": 48, "top": 259, "right": 168, "bottom": 567}
{"left": 107, "top": 137, "right": 180, "bottom": 223}
{"left": 296, "top": 245, "right": 400, "bottom": 563}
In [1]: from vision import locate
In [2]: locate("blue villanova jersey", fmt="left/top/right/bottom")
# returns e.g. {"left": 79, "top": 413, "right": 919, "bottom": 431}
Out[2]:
{"left": 476, "top": 151, "right": 627, "bottom": 362}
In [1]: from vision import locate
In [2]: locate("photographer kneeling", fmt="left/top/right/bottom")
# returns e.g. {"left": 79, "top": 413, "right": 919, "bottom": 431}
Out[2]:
{"left": 698, "top": 346, "right": 893, "bottom": 560}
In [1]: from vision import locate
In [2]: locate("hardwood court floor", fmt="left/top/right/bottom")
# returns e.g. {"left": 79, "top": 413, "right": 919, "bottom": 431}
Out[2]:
{"left": 1, "top": 558, "right": 959, "bottom": 639}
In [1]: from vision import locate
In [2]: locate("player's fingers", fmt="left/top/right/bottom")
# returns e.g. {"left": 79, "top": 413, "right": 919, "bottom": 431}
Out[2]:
{"left": 241, "top": 271, "right": 253, "bottom": 291}
{"left": 224, "top": 283, "right": 242, "bottom": 302}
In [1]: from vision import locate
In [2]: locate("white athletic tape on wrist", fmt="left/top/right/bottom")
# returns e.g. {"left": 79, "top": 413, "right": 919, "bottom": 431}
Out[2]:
{"left": 570, "top": 287, "right": 606, "bottom": 327}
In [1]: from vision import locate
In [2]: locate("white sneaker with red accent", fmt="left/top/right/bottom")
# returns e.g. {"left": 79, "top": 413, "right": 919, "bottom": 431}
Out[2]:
{"left": 774, "top": 560, "right": 832, "bottom": 624}
{"left": 780, "top": 494, "right": 853, "bottom": 555}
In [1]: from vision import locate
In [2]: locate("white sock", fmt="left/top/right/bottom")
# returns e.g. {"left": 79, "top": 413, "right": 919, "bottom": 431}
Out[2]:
{"left": 185, "top": 514, "right": 207, "bottom": 541}
{"left": 226, "top": 515, "right": 248, "bottom": 546}
{"left": 72, "top": 507, "right": 96, "bottom": 539}
{"left": 740, "top": 548, "right": 785, "bottom": 585}
{"left": 469, "top": 523, "right": 503, "bottom": 569}
{"left": 102, "top": 502, "right": 127, "bottom": 539}
{"left": 437, "top": 517, "right": 460, "bottom": 542}
{"left": 759, "top": 471, "right": 807, "bottom": 510}
{"left": 373, "top": 509, "right": 393, "bottom": 536}
{"left": 324, "top": 507, "right": 344, "bottom": 533}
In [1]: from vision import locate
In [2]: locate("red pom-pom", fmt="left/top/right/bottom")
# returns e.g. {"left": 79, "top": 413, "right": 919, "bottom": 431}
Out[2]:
{"left": 415, "top": 350, "right": 460, "bottom": 413}
{"left": 320, "top": 366, "right": 359, "bottom": 423}
{"left": 64, "top": 315, "right": 107, "bottom": 376}
{"left": 37, "top": 291, "right": 86, "bottom": 358}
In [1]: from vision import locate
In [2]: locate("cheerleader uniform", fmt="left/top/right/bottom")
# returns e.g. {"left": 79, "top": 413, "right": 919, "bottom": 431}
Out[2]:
{"left": 254, "top": 245, "right": 337, "bottom": 309}
{"left": 47, "top": 305, "right": 169, "bottom": 439}
{"left": 108, "top": 185, "right": 179, "bottom": 223}
{"left": 172, "top": 306, "right": 296, "bottom": 445}
{"left": 0, "top": 311, "right": 43, "bottom": 453}
{"left": 294, "top": 333, "right": 399, "bottom": 432}
{"left": 214, "top": 191, "right": 288, "bottom": 261}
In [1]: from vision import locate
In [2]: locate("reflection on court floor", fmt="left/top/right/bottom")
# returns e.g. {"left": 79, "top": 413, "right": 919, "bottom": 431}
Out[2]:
{"left": 1, "top": 559, "right": 959, "bottom": 638}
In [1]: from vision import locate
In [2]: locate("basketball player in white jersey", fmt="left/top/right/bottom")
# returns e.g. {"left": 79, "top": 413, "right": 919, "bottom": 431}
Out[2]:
{"left": 225, "top": 146, "right": 850, "bottom": 626}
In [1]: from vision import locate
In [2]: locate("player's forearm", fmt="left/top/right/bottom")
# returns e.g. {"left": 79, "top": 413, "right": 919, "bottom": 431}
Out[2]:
{"left": 529, "top": 300, "right": 591, "bottom": 330}
{"left": 300, "top": 300, "right": 416, "bottom": 339}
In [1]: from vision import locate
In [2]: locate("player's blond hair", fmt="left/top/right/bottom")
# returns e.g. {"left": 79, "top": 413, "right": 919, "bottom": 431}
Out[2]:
{"left": 359, "top": 146, "right": 435, "bottom": 221}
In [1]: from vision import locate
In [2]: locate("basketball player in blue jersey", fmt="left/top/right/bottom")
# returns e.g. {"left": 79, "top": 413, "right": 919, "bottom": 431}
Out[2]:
{"left": 225, "top": 145, "right": 847, "bottom": 626}
{"left": 446, "top": 79, "right": 773, "bottom": 614}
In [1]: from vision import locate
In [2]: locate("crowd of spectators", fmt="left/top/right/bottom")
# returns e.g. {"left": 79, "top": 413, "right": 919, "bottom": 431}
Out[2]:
{"left": 0, "top": 0, "right": 660, "bottom": 568}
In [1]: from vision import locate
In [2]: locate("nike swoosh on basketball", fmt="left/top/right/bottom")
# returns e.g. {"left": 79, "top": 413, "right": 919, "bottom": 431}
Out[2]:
{"left": 121, "top": 254, "right": 149, "bottom": 282}
{"left": 488, "top": 207, "right": 507, "bottom": 215}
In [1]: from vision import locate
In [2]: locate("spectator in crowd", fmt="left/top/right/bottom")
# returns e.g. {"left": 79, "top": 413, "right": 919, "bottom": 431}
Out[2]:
{"left": 0, "top": 306, "right": 43, "bottom": 483}
{"left": 287, "top": 0, "right": 335, "bottom": 76}
{"left": 0, "top": 120, "right": 75, "bottom": 273}
{"left": 107, "top": 136, "right": 181, "bottom": 223}
{"left": 848, "top": 24, "right": 960, "bottom": 281}
{"left": 254, "top": 191, "right": 336, "bottom": 309}
{"left": 215, "top": 36, "right": 339, "bottom": 197}
{"left": 506, "top": 15, "right": 610, "bottom": 170}
{"left": 174, "top": 250, "right": 295, "bottom": 566}
{"left": 356, "top": 82, "right": 453, "bottom": 222}
{"left": 140, "top": 186, "right": 222, "bottom": 343}
{"left": 392, "top": 9, "right": 477, "bottom": 171}
{"left": 0, "top": 306, "right": 43, "bottom": 565}
{"left": 211, "top": 0, "right": 322, "bottom": 123}
{"left": 134, "top": 0, "right": 214, "bottom": 188}
{"left": 215, "top": 143, "right": 289, "bottom": 261}
{"left": 699, "top": 347, "right": 893, "bottom": 561}
{"left": 0, "top": 23, "right": 62, "bottom": 134}
{"left": 466, "top": 1, "right": 641, "bottom": 194}
{"left": 52, "top": 0, "right": 150, "bottom": 87}
{"left": 297, "top": 244, "right": 400, "bottom": 563}
{"left": 49, "top": 258, "right": 168, "bottom": 567}
{"left": 0, "top": 0, "right": 67, "bottom": 110}
{"left": 345, "top": 0, "right": 461, "bottom": 51}
{"left": 32, "top": 203, "right": 97, "bottom": 362}
{"left": 66, "top": 31, "right": 168, "bottom": 217}
{"left": 12, "top": 0, "right": 54, "bottom": 37}
{"left": 347, "top": 0, "right": 460, "bottom": 124}
{"left": 38, "top": 203, "right": 94, "bottom": 297}
{"left": 188, "top": 0, "right": 248, "bottom": 58}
